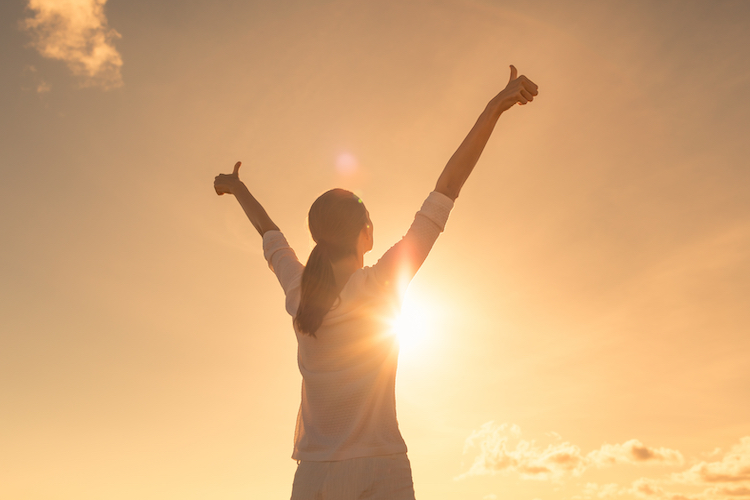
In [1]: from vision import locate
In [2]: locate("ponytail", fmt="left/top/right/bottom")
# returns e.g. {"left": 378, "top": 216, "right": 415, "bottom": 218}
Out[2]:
{"left": 294, "top": 189, "right": 367, "bottom": 336}
{"left": 294, "top": 243, "right": 336, "bottom": 337}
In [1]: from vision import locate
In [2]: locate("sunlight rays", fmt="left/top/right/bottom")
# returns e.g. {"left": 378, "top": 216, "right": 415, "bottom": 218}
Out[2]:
{"left": 389, "top": 290, "right": 439, "bottom": 359}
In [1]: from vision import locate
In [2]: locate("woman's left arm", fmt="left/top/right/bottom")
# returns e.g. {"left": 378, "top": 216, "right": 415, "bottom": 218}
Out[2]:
{"left": 214, "top": 161, "right": 280, "bottom": 236}
{"left": 434, "top": 65, "right": 539, "bottom": 201}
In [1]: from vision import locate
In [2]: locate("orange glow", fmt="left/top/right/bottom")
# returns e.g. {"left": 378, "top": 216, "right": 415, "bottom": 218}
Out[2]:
{"left": 3, "top": 1, "right": 750, "bottom": 499}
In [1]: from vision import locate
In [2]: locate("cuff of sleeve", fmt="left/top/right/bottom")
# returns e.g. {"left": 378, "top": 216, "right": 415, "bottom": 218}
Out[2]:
{"left": 419, "top": 191, "right": 455, "bottom": 231}
{"left": 262, "top": 230, "right": 289, "bottom": 267}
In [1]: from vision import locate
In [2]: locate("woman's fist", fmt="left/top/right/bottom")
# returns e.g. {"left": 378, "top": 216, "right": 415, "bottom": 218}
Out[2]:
{"left": 493, "top": 65, "right": 539, "bottom": 112}
{"left": 214, "top": 161, "right": 242, "bottom": 195}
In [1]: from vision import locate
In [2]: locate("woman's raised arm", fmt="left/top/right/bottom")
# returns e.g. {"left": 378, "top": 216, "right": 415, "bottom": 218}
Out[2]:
{"left": 214, "top": 161, "right": 280, "bottom": 236}
{"left": 434, "top": 65, "right": 539, "bottom": 201}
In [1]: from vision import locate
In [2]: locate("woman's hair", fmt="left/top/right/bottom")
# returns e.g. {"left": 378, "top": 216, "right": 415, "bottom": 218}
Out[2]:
{"left": 294, "top": 189, "right": 368, "bottom": 337}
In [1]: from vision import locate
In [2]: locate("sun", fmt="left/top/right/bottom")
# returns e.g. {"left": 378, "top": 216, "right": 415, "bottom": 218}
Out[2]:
{"left": 390, "top": 293, "right": 433, "bottom": 355}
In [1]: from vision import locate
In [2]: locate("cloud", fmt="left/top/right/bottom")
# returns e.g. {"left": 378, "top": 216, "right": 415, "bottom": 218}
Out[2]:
{"left": 578, "top": 479, "right": 708, "bottom": 500}
{"left": 471, "top": 430, "right": 750, "bottom": 500}
{"left": 21, "top": 64, "right": 51, "bottom": 94}
{"left": 579, "top": 482, "right": 625, "bottom": 499}
{"left": 37, "top": 81, "right": 51, "bottom": 93}
{"left": 589, "top": 439, "right": 685, "bottom": 467}
{"left": 706, "top": 486, "right": 750, "bottom": 498}
{"left": 630, "top": 478, "right": 673, "bottom": 499}
{"left": 617, "top": 437, "right": 750, "bottom": 500}
{"left": 675, "top": 437, "right": 750, "bottom": 485}
{"left": 457, "top": 422, "right": 588, "bottom": 481}
{"left": 458, "top": 422, "right": 684, "bottom": 482}
{"left": 21, "top": 0, "right": 123, "bottom": 89}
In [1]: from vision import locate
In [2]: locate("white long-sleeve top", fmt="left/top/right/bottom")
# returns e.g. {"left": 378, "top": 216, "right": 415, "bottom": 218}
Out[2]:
{"left": 262, "top": 191, "right": 454, "bottom": 461}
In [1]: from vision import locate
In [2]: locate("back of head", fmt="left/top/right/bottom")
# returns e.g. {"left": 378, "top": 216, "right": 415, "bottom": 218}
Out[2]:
{"left": 294, "top": 189, "right": 367, "bottom": 336}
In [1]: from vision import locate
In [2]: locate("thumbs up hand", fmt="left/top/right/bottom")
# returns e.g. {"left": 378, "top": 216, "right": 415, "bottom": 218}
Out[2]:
{"left": 214, "top": 161, "right": 243, "bottom": 195}
{"left": 491, "top": 65, "right": 539, "bottom": 113}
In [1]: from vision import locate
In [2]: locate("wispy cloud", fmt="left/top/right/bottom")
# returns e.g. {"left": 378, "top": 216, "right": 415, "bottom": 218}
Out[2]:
{"left": 460, "top": 424, "right": 750, "bottom": 500}
{"left": 21, "top": 64, "right": 51, "bottom": 94}
{"left": 589, "top": 440, "right": 685, "bottom": 468}
{"left": 579, "top": 482, "right": 624, "bottom": 499}
{"left": 627, "top": 478, "right": 698, "bottom": 500}
{"left": 674, "top": 437, "right": 750, "bottom": 485}
{"left": 579, "top": 462, "right": 750, "bottom": 500}
{"left": 457, "top": 423, "right": 586, "bottom": 480}
{"left": 21, "top": 0, "right": 123, "bottom": 89}
{"left": 457, "top": 422, "right": 682, "bottom": 482}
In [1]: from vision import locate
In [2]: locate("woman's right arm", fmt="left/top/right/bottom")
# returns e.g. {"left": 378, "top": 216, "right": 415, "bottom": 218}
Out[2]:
{"left": 434, "top": 65, "right": 539, "bottom": 201}
{"left": 214, "top": 161, "right": 280, "bottom": 236}
{"left": 215, "top": 162, "right": 303, "bottom": 312}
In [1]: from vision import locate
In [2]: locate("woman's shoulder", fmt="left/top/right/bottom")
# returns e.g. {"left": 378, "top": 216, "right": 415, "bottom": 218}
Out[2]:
{"left": 339, "top": 266, "right": 399, "bottom": 302}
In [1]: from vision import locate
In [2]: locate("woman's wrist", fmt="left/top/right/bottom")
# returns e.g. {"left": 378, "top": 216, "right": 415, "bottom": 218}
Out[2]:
{"left": 487, "top": 95, "right": 512, "bottom": 117}
{"left": 230, "top": 180, "right": 249, "bottom": 196}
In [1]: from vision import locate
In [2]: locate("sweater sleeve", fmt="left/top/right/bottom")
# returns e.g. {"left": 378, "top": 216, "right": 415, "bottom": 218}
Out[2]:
{"left": 263, "top": 230, "right": 304, "bottom": 316}
{"left": 370, "top": 191, "right": 454, "bottom": 290}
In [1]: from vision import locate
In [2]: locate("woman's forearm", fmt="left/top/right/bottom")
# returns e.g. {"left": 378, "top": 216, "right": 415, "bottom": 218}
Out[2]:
{"left": 434, "top": 66, "right": 538, "bottom": 201}
{"left": 233, "top": 183, "right": 280, "bottom": 236}
{"left": 434, "top": 103, "right": 503, "bottom": 201}
{"left": 215, "top": 161, "right": 280, "bottom": 237}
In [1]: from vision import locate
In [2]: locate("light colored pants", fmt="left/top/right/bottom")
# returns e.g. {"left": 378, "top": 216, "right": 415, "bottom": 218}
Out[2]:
{"left": 290, "top": 453, "right": 416, "bottom": 500}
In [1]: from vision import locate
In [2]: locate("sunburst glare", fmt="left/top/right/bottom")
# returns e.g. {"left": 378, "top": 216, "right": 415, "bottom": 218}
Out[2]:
{"left": 390, "top": 292, "right": 434, "bottom": 356}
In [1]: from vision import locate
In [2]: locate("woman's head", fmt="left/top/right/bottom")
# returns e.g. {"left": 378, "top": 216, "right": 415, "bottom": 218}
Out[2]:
{"left": 294, "top": 189, "right": 370, "bottom": 336}
{"left": 307, "top": 188, "right": 370, "bottom": 259}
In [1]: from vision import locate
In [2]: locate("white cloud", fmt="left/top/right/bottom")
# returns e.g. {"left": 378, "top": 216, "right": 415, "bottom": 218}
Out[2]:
{"left": 706, "top": 486, "right": 750, "bottom": 498}
{"left": 457, "top": 421, "right": 588, "bottom": 481}
{"left": 631, "top": 478, "right": 671, "bottom": 498}
{"left": 621, "top": 437, "right": 750, "bottom": 500}
{"left": 675, "top": 437, "right": 750, "bottom": 485}
{"left": 626, "top": 477, "right": 706, "bottom": 500}
{"left": 703, "top": 449, "right": 725, "bottom": 460}
{"left": 458, "top": 422, "right": 684, "bottom": 482}
{"left": 578, "top": 482, "right": 626, "bottom": 499}
{"left": 22, "top": 0, "right": 123, "bottom": 89}
{"left": 589, "top": 440, "right": 685, "bottom": 467}
{"left": 458, "top": 427, "right": 750, "bottom": 500}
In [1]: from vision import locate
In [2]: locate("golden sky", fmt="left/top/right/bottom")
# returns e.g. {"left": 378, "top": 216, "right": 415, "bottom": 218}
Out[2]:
{"left": 1, "top": 0, "right": 749, "bottom": 499}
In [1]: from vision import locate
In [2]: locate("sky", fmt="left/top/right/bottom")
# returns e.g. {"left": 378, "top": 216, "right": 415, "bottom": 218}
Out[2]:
{"left": 1, "top": 0, "right": 749, "bottom": 499}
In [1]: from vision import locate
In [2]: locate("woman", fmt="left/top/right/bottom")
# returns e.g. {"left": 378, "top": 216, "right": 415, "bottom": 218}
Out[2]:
{"left": 214, "top": 65, "right": 538, "bottom": 500}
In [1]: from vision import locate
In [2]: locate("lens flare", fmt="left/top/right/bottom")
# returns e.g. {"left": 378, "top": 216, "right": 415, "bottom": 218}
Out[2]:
{"left": 335, "top": 152, "right": 358, "bottom": 176}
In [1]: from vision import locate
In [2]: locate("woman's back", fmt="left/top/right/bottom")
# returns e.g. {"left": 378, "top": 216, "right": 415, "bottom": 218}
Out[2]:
{"left": 263, "top": 191, "right": 454, "bottom": 461}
